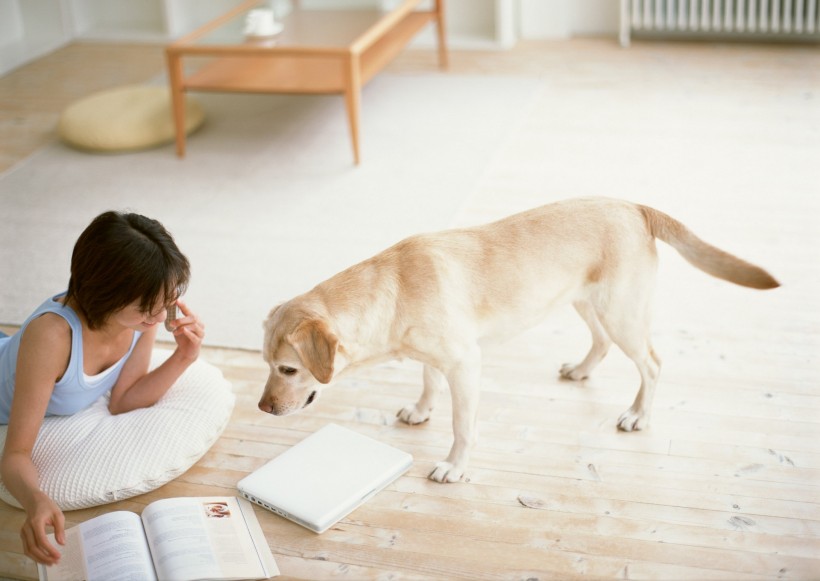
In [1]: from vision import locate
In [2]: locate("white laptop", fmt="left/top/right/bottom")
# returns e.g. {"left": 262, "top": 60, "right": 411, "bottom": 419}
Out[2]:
{"left": 237, "top": 423, "right": 413, "bottom": 533}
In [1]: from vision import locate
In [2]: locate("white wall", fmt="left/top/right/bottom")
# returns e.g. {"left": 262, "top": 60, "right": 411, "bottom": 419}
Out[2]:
{"left": 411, "top": 0, "right": 619, "bottom": 49}
{"left": 423, "top": 0, "right": 620, "bottom": 47}
{"left": 0, "top": 2, "right": 25, "bottom": 46}
{"left": 518, "top": 0, "right": 619, "bottom": 39}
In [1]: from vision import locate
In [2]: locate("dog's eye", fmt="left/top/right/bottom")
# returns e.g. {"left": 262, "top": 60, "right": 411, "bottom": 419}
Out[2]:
{"left": 278, "top": 366, "right": 298, "bottom": 376}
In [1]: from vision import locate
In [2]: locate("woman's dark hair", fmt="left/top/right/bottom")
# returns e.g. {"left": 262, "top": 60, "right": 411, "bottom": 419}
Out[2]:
{"left": 64, "top": 212, "right": 190, "bottom": 330}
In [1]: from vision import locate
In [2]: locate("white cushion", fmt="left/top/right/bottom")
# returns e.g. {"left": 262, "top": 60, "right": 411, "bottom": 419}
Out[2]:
{"left": 58, "top": 85, "right": 205, "bottom": 152}
{"left": 0, "top": 350, "right": 234, "bottom": 511}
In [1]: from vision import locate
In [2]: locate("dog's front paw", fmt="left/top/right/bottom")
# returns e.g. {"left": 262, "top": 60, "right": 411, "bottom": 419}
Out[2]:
{"left": 559, "top": 363, "right": 588, "bottom": 381}
{"left": 428, "top": 461, "right": 466, "bottom": 483}
{"left": 397, "top": 404, "right": 431, "bottom": 425}
{"left": 617, "top": 407, "right": 649, "bottom": 432}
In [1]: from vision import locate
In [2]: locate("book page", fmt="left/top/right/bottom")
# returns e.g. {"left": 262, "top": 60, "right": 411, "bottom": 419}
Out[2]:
{"left": 39, "top": 511, "right": 156, "bottom": 581}
{"left": 142, "top": 496, "right": 277, "bottom": 580}
{"left": 234, "top": 496, "right": 280, "bottom": 578}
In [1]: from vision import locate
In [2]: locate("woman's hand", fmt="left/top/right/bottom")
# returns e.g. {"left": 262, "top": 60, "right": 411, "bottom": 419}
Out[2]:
{"left": 109, "top": 299, "right": 205, "bottom": 414}
{"left": 168, "top": 299, "right": 204, "bottom": 363}
{"left": 21, "top": 492, "right": 65, "bottom": 566}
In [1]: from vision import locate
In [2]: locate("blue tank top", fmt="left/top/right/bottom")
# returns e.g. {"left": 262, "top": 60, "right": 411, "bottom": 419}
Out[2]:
{"left": 0, "top": 293, "right": 142, "bottom": 424}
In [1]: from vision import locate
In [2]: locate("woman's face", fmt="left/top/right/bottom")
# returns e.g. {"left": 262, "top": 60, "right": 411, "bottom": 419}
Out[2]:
{"left": 111, "top": 299, "right": 170, "bottom": 331}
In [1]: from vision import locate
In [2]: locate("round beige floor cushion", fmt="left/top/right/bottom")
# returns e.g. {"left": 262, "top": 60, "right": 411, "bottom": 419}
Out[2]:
{"left": 58, "top": 85, "right": 205, "bottom": 152}
{"left": 0, "top": 350, "right": 234, "bottom": 511}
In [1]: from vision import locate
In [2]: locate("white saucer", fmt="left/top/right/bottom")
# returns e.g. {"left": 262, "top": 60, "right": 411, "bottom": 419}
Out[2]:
{"left": 244, "top": 23, "right": 284, "bottom": 39}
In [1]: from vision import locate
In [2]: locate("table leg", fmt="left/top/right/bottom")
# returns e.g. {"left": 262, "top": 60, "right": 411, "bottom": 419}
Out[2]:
{"left": 166, "top": 51, "right": 187, "bottom": 158}
{"left": 434, "top": 0, "right": 449, "bottom": 69}
{"left": 344, "top": 53, "right": 362, "bottom": 165}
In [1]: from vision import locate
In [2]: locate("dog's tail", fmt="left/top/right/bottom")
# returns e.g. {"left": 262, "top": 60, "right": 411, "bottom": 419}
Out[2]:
{"left": 639, "top": 205, "right": 780, "bottom": 290}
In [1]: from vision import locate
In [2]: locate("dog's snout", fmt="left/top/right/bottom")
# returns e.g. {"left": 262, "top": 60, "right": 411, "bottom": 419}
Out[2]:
{"left": 257, "top": 393, "right": 303, "bottom": 416}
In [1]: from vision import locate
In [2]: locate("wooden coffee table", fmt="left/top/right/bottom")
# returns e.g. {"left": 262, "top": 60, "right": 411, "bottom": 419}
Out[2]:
{"left": 166, "top": 0, "right": 447, "bottom": 164}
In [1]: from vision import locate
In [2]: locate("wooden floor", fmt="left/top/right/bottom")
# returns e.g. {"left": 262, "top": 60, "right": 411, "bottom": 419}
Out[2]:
{"left": 1, "top": 38, "right": 819, "bottom": 580}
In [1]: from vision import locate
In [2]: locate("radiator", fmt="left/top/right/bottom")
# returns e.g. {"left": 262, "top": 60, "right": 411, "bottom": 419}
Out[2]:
{"left": 619, "top": 0, "right": 820, "bottom": 45}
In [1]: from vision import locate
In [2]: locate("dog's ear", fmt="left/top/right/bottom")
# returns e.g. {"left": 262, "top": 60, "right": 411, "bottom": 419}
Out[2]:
{"left": 286, "top": 319, "right": 338, "bottom": 384}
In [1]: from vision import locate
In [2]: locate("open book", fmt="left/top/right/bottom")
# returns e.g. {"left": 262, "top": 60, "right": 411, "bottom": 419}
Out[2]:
{"left": 38, "top": 496, "right": 279, "bottom": 581}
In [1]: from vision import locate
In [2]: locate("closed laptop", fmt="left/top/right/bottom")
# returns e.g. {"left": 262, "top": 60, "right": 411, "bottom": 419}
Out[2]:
{"left": 237, "top": 423, "right": 413, "bottom": 533}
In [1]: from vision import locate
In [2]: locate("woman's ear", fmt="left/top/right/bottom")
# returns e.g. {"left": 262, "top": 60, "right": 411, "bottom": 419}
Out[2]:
{"left": 286, "top": 319, "right": 338, "bottom": 384}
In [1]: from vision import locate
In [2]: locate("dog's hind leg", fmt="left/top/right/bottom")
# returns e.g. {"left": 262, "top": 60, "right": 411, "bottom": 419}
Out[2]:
{"left": 615, "top": 339, "right": 661, "bottom": 432}
{"left": 397, "top": 364, "right": 446, "bottom": 425}
{"left": 596, "top": 301, "right": 662, "bottom": 432}
{"left": 560, "top": 300, "right": 612, "bottom": 381}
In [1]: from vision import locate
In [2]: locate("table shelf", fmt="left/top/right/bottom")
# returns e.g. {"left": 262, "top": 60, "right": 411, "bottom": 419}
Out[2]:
{"left": 183, "top": 11, "right": 434, "bottom": 94}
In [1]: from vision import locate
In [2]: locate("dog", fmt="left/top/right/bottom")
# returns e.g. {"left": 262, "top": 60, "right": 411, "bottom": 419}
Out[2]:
{"left": 258, "top": 197, "right": 779, "bottom": 482}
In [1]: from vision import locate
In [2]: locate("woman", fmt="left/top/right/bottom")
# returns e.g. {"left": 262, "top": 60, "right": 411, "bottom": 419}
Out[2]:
{"left": 0, "top": 211, "right": 205, "bottom": 566}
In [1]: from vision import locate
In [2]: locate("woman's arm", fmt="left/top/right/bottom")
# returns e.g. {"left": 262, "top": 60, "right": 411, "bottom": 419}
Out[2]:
{"left": 108, "top": 300, "right": 204, "bottom": 415}
{"left": 1, "top": 315, "right": 71, "bottom": 566}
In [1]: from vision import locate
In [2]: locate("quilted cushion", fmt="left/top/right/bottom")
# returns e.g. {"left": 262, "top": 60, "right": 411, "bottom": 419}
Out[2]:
{"left": 0, "top": 350, "right": 234, "bottom": 511}
{"left": 58, "top": 85, "right": 205, "bottom": 152}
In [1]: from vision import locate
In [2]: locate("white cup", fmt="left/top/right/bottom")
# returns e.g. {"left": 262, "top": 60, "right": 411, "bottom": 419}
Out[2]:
{"left": 244, "top": 9, "right": 278, "bottom": 36}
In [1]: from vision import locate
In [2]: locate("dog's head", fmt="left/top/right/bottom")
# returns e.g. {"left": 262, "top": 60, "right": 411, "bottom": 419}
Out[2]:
{"left": 258, "top": 302, "right": 339, "bottom": 416}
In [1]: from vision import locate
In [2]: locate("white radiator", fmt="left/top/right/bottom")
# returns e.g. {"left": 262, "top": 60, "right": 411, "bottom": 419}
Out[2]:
{"left": 620, "top": 0, "right": 820, "bottom": 45}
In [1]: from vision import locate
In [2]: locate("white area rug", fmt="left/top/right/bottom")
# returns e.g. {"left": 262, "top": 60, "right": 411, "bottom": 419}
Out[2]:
{"left": 0, "top": 73, "right": 539, "bottom": 350}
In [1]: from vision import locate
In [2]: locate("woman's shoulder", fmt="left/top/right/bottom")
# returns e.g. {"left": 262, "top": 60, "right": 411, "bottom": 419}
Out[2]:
{"left": 13, "top": 313, "right": 73, "bottom": 384}
{"left": 22, "top": 312, "right": 73, "bottom": 349}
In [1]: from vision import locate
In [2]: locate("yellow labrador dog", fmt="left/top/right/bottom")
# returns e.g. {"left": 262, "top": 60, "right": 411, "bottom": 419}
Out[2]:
{"left": 259, "top": 198, "right": 778, "bottom": 482}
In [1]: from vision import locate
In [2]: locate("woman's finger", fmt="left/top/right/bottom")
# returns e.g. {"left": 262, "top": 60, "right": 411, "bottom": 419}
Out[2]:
{"left": 175, "top": 299, "right": 191, "bottom": 317}
{"left": 21, "top": 527, "right": 59, "bottom": 565}
{"left": 52, "top": 510, "right": 66, "bottom": 546}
